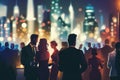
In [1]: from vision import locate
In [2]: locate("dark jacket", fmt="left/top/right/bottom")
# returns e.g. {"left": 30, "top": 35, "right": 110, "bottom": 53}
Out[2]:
{"left": 59, "top": 47, "right": 87, "bottom": 80}
{"left": 21, "top": 44, "right": 36, "bottom": 76}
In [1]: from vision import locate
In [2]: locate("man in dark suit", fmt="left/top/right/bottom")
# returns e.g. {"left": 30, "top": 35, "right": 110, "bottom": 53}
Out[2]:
{"left": 21, "top": 34, "right": 38, "bottom": 80}
{"left": 59, "top": 34, "right": 87, "bottom": 80}
{"left": 115, "top": 42, "right": 120, "bottom": 80}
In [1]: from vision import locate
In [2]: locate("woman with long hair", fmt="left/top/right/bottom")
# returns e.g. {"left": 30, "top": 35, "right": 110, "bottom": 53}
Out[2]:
{"left": 36, "top": 38, "right": 50, "bottom": 80}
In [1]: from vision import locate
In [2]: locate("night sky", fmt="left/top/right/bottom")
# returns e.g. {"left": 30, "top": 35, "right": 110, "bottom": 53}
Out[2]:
{"left": 0, "top": 0, "right": 116, "bottom": 25}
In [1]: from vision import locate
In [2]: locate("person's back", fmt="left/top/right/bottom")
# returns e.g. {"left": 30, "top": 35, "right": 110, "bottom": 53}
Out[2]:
{"left": 59, "top": 47, "right": 86, "bottom": 72}
{"left": 59, "top": 34, "right": 87, "bottom": 80}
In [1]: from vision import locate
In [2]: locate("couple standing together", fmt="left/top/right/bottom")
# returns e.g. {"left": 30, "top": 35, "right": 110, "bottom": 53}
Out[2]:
{"left": 21, "top": 34, "right": 88, "bottom": 80}
{"left": 21, "top": 34, "right": 50, "bottom": 80}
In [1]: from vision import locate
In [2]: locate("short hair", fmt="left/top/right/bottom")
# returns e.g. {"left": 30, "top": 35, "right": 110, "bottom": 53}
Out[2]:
{"left": 30, "top": 34, "right": 38, "bottom": 41}
{"left": 5, "top": 42, "right": 9, "bottom": 47}
{"left": 50, "top": 41, "right": 57, "bottom": 46}
{"left": 105, "top": 39, "right": 109, "bottom": 44}
{"left": 68, "top": 34, "right": 77, "bottom": 46}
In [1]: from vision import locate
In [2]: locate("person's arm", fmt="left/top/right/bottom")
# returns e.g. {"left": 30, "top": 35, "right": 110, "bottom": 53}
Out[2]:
{"left": 80, "top": 51, "right": 88, "bottom": 73}
{"left": 107, "top": 53, "right": 111, "bottom": 69}
{"left": 58, "top": 51, "right": 64, "bottom": 72}
{"left": 21, "top": 47, "right": 28, "bottom": 66}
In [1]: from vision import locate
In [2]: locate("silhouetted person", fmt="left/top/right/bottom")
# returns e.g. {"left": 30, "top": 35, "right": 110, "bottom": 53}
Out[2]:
{"left": 107, "top": 43, "right": 118, "bottom": 80}
{"left": 115, "top": 42, "right": 120, "bottom": 80}
{"left": 60, "top": 41, "right": 68, "bottom": 51}
{"left": 101, "top": 39, "right": 113, "bottom": 80}
{"left": 59, "top": 34, "right": 87, "bottom": 80}
{"left": 21, "top": 34, "right": 38, "bottom": 80}
{"left": 88, "top": 48, "right": 103, "bottom": 80}
{"left": 36, "top": 38, "right": 50, "bottom": 80}
{"left": 19, "top": 42, "right": 25, "bottom": 66}
{"left": 0, "top": 42, "right": 3, "bottom": 52}
{"left": 0, "top": 42, "right": 17, "bottom": 80}
{"left": 50, "top": 41, "right": 59, "bottom": 80}
{"left": 20, "top": 42, "right": 25, "bottom": 50}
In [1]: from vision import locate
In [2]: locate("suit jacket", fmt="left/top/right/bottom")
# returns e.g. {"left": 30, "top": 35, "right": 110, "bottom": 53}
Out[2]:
{"left": 21, "top": 44, "right": 36, "bottom": 76}
{"left": 59, "top": 47, "right": 87, "bottom": 80}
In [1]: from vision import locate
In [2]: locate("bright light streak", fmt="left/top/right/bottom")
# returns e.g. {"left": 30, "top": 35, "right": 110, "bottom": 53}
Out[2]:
{"left": 80, "top": 34, "right": 87, "bottom": 42}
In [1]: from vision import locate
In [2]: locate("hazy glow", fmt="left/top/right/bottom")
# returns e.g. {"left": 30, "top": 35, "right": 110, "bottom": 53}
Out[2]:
{"left": 26, "top": 0, "right": 35, "bottom": 20}
{"left": 0, "top": 4, "right": 7, "bottom": 17}
{"left": 101, "top": 25, "right": 106, "bottom": 30}
{"left": 97, "top": 38, "right": 102, "bottom": 43}
{"left": 7, "top": 37, "right": 12, "bottom": 41}
{"left": 14, "top": 5, "right": 19, "bottom": 17}
{"left": 22, "top": 23, "right": 27, "bottom": 28}
{"left": 80, "top": 34, "right": 87, "bottom": 42}
{"left": 0, "top": 37, "right": 4, "bottom": 41}
{"left": 86, "top": 10, "right": 94, "bottom": 12}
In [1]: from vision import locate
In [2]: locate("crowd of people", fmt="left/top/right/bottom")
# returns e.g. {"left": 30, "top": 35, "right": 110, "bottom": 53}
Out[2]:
{"left": 0, "top": 33, "right": 120, "bottom": 80}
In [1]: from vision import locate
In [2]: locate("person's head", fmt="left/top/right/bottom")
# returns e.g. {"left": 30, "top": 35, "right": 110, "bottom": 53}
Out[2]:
{"left": 68, "top": 34, "right": 77, "bottom": 46}
{"left": 38, "top": 38, "right": 48, "bottom": 51}
{"left": 20, "top": 42, "right": 25, "bottom": 49}
{"left": 10, "top": 43, "right": 14, "bottom": 49}
{"left": 115, "top": 42, "right": 120, "bottom": 52}
{"left": 91, "top": 48, "right": 97, "bottom": 56}
{"left": 5, "top": 42, "right": 9, "bottom": 48}
{"left": 105, "top": 39, "right": 109, "bottom": 45}
{"left": 88, "top": 42, "right": 91, "bottom": 48}
{"left": 50, "top": 41, "right": 57, "bottom": 49}
{"left": 30, "top": 34, "right": 38, "bottom": 45}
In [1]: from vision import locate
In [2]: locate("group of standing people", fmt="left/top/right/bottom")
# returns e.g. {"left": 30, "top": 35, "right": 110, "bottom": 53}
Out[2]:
{"left": 82, "top": 38, "right": 120, "bottom": 80}
{"left": 1, "top": 33, "right": 120, "bottom": 80}
{"left": 21, "top": 34, "right": 88, "bottom": 80}
{"left": 0, "top": 42, "right": 19, "bottom": 80}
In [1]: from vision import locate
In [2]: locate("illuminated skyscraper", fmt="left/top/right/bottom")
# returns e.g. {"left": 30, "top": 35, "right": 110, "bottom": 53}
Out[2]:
{"left": 37, "top": 5, "right": 43, "bottom": 24}
{"left": 83, "top": 4, "right": 98, "bottom": 35}
{"left": 0, "top": 4, "right": 7, "bottom": 17}
{"left": 37, "top": 5, "right": 44, "bottom": 35}
{"left": 50, "top": 0, "right": 61, "bottom": 40}
{"left": 12, "top": 0, "right": 19, "bottom": 42}
{"left": 13, "top": 0, "right": 19, "bottom": 18}
{"left": 0, "top": 4, "right": 7, "bottom": 41}
{"left": 26, "top": 0, "right": 35, "bottom": 39}
{"left": 69, "top": 3, "right": 74, "bottom": 32}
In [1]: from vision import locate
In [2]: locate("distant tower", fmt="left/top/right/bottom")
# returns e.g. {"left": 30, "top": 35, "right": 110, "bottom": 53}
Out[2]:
{"left": 13, "top": 0, "right": 19, "bottom": 18}
{"left": 83, "top": 4, "right": 98, "bottom": 36}
{"left": 0, "top": 4, "right": 7, "bottom": 42}
{"left": 37, "top": 5, "right": 43, "bottom": 24}
{"left": 26, "top": 0, "right": 35, "bottom": 39}
{"left": 50, "top": 0, "right": 61, "bottom": 40}
{"left": 83, "top": 4, "right": 100, "bottom": 43}
{"left": 12, "top": 0, "right": 20, "bottom": 42}
{"left": 37, "top": 5, "right": 44, "bottom": 35}
{"left": 69, "top": 3, "right": 74, "bottom": 32}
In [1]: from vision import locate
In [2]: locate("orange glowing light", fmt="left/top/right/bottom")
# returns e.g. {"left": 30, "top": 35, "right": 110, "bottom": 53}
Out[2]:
{"left": 105, "top": 27, "right": 110, "bottom": 33}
